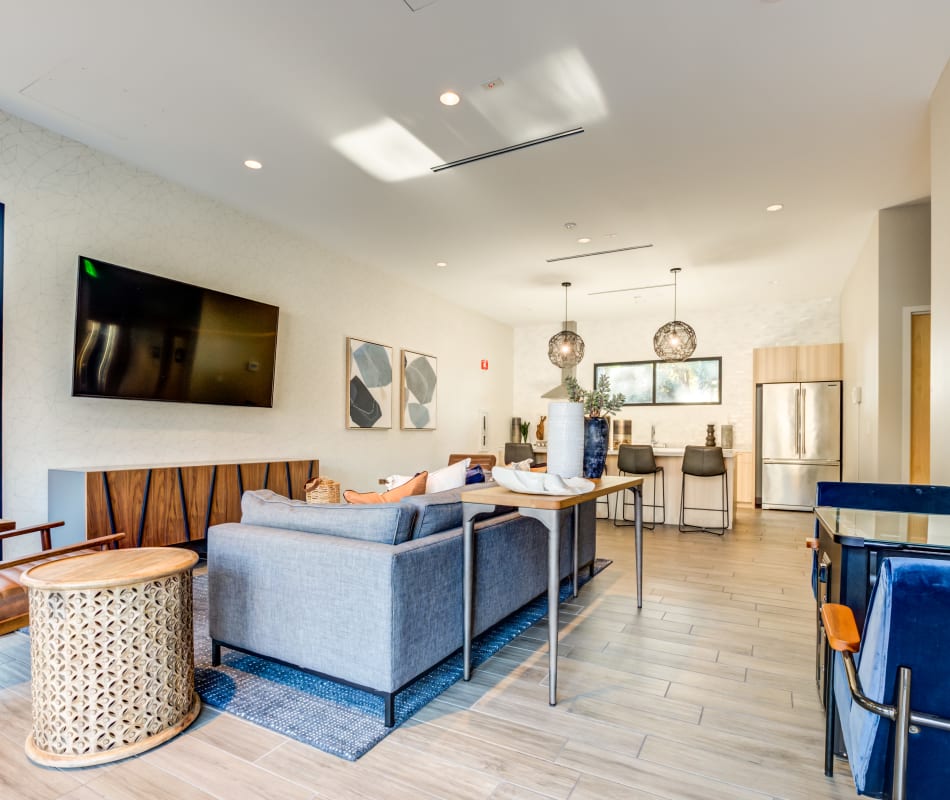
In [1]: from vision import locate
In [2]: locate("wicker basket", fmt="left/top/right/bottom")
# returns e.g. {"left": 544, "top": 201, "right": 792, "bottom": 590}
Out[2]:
{"left": 305, "top": 477, "right": 340, "bottom": 504}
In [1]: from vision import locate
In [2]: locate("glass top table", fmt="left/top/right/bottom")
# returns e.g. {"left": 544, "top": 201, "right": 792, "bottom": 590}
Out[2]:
{"left": 815, "top": 505, "right": 950, "bottom": 548}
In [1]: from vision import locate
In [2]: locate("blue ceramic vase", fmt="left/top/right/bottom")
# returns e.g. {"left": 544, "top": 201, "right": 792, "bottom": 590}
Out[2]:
{"left": 583, "top": 417, "right": 609, "bottom": 478}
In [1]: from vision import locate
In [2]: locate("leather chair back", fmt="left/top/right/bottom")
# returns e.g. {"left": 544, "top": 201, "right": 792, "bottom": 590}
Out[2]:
{"left": 504, "top": 443, "right": 535, "bottom": 464}
{"left": 682, "top": 446, "right": 726, "bottom": 478}
{"left": 617, "top": 444, "right": 657, "bottom": 475}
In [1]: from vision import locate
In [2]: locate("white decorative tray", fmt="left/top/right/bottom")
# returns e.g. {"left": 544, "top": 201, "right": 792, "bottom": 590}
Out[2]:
{"left": 491, "top": 467, "right": 594, "bottom": 496}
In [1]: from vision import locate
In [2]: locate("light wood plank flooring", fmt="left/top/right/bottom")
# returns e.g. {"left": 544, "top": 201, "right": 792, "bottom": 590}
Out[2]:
{"left": 0, "top": 506, "right": 856, "bottom": 799}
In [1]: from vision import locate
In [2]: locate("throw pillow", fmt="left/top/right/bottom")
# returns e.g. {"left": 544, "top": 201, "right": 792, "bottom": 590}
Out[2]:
{"left": 426, "top": 458, "right": 469, "bottom": 493}
{"left": 465, "top": 465, "right": 485, "bottom": 484}
{"left": 344, "top": 471, "right": 429, "bottom": 504}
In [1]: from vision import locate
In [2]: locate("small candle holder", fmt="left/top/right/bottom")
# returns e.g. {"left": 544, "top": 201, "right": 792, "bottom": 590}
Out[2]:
{"left": 705, "top": 424, "right": 716, "bottom": 446}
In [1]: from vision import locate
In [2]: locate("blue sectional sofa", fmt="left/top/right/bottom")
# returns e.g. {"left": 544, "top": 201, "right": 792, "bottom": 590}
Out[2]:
{"left": 207, "top": 483, "right": 596, "bottom": 726}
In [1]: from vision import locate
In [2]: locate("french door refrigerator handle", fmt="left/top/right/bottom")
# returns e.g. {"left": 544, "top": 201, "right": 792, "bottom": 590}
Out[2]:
{"left": 801, "top": 387, "right": 806, "bottom": 457}
{"left": 794, "top": 388, "right": 801, "bottom": 456}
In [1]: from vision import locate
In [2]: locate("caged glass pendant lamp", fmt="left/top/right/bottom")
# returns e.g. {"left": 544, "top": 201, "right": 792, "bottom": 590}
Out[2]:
{"left": 548, "top": 282, "right": 585, "bottom": 367}
{"left": 653, "top": 267, "right": 697, "bottom": 362}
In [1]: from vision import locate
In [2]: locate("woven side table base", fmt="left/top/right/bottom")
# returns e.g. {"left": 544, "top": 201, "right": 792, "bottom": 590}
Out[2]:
{"left": 22, "top": 549, "right": 201, "bottom": 767}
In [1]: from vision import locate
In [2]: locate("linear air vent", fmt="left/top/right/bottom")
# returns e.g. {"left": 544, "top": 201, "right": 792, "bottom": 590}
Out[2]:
{"left": 546, "top": 243, "right": 653, "bottom": 263}
{"left": 431, "top": 127, "right": 584, "bottom": 173}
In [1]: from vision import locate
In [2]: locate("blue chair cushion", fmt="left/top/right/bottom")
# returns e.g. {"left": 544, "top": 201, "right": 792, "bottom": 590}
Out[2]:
{"left": 834, "top": 557, "right": 950, "bottom": 796}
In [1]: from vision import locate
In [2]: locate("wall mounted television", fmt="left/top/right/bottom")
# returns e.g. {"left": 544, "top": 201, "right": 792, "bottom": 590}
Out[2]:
{"left": 72, "top": 256, "right": 279, "bottom": 407}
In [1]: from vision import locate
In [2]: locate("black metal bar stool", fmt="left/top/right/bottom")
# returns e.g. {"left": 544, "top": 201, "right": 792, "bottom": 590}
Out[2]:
{"left": 679, "top": 445, "right": 729, "bottom": 535}
{"left": 614, "top": 444, "right": 665, "bottom": 529}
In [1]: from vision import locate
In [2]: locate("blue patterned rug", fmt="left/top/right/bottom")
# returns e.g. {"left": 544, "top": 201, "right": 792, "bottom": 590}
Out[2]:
{"left": 192, "top": 559, "right": 610, "bottom": 760}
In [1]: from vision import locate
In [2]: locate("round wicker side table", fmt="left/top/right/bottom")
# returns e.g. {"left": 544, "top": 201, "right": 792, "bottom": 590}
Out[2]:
{"left": 21, "top": 547, "right": 201, "bottom": 767}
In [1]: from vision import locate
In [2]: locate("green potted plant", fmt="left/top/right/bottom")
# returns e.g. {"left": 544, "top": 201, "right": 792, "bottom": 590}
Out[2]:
{"left": 565, "top": 375, "right": 626, "bottom": 478}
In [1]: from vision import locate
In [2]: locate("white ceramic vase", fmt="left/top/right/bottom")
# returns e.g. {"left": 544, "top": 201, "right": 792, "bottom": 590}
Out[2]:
{"left": 546, "top": 401, "right": 584, "bottom": 478}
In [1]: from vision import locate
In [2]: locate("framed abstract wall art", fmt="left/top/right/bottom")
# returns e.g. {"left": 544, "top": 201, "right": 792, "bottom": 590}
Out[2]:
{"left": 346, "top": 337, "right": 393, "bottom": 429}
{"left": 400, "top": 349, "right": 437, "bottom": 430}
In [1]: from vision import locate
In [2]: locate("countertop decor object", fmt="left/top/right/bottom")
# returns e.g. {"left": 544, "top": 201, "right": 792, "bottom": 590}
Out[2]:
{"left": 547, "top": 282, "right": 585, "bottom": 368}
{"left": 546, "top": 401, "right": 584, "bottom": 478}
{"left": 565, "top": 374, "right": 625, "bottom": 478}
{"left": 653, "top": 267, "right": 697, "bottom": 362}
{"left": 491, "top": 466, "right": 594, "bottom": 495}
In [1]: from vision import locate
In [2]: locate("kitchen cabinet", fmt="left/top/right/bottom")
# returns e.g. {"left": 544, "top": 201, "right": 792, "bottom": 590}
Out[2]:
{"left": 735, "top": 451, "right": 754, "bottom": 504}
{"left": 753, "top": 343, "right": 841, "bottom": 383}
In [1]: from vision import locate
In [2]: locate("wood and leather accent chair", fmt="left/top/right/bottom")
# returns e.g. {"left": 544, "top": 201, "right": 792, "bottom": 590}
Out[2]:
{"left": 448, "top": 453, "right": 497, "bottom": 473}
{"left": 822, "top": 557, "right": 950, "bottom": 800}
{"left": 0, "top": 521, "right": 124, "bottom": 635}
{"left": 679, "top": 445, "right": 728, "bottom": 535}
{"left": 615, "top": 444, "right": 665, "bottom": 530}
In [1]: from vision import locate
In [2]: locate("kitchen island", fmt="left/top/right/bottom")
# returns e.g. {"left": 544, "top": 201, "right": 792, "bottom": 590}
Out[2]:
{"left": 604, "top": 447, "right": 736, "bottom": 530}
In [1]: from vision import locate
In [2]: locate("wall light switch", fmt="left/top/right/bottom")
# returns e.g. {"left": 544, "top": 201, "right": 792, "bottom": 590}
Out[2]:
{"left": 851, "top": 386, "right": 862, "bottom": 405}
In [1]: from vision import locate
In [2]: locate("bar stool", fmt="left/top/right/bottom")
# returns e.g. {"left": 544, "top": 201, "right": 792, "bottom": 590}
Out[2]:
{"left": 614, "top": 444, "right": 665, "bottom": 530}
{"left": 679, "top": 445, "right": 729, "bottom": 535}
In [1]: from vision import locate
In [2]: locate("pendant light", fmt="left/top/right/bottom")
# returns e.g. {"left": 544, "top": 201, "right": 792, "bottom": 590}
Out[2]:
{"left": 653, "top": 267, "right": 697, "bottom": 362}
{"left": 547, "top": 282, "right": 585, "bottom": 367}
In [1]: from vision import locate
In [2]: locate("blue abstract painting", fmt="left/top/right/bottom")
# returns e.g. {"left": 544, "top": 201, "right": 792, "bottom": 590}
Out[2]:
{"left": 400, "top": 349, "right": 437, "bottom": 430}
{"left": 346, "top": 337, "right": 392, "bottom": 429}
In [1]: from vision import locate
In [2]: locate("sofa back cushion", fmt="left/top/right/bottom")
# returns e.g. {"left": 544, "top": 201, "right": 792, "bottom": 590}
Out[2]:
{"left": 400, "top": 482, "right": 507, "bottom": 539}
{"left": 241, "top": 490, "right": 415, "bottom": 545}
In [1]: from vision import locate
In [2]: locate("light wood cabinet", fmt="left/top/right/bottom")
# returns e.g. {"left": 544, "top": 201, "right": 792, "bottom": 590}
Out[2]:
{"left": 796, "top": 344, "right": 842, "bottom": 382}
{"left": 735, "top": 451, "right": 754, "bottom": 504}
{"left": 753, "top": 343, "right": 842, "bottom": 383}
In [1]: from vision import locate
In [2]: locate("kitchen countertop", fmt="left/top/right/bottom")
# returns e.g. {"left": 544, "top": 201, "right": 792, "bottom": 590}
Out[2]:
{"left": 533, "top": 446, "right": 735, "bottom": 458}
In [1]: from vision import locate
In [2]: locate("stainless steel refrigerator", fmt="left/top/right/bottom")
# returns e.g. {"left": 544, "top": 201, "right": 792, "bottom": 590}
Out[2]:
{"left": 759, "top": 381, "right": 841, "bottom": 510}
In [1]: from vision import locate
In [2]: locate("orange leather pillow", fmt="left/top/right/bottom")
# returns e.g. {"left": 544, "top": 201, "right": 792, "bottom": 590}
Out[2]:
{"left": 343, "top": 471, "right": 429, "bottom": 504}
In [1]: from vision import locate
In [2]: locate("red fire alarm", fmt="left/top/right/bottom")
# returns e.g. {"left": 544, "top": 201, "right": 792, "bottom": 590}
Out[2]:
{"left": 480, "top": 359, "right": 489, "bottom": 370}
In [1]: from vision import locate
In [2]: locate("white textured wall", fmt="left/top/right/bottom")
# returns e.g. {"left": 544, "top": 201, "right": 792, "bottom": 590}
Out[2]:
{"left": 840, "top": 218, "right": 880, "bottom": 481}
{"left": 0, "top": 110, "right": 514, "bottom": 537}
{"left": 877, "top": 202, "right": 931, "bottom": 481}
{"left": 932, "top": 60, "right": 950, "bottom": 484}
{"left": 513, "top": 297, "right": 840, "bottom": 453}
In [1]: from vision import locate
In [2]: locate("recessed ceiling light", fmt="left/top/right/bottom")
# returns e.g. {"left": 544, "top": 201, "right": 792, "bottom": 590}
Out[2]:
{"left": 439, "top": 91, "right": 460, "bottom": 106}
{"left": 577, "top": 237, "right": 592, "bottom": 244}
{"left": 563, "top": 222, "right": 577, "bottom": 230}
{"left": 766, "top": 203, "right": 784, "bottom": 212}
{"left": 435, "top": 261, "right": 448, "bottom": 267}
{"left": 244, "top": 159, "right": 262, "bottom": 170}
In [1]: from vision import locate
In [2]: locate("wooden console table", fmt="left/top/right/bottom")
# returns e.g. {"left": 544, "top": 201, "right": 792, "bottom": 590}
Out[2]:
{"left": 23, "top": 548, "right": 201, "bottom": 767}
{"left": 49, "top": 458, "right": 318, "bottom": 548}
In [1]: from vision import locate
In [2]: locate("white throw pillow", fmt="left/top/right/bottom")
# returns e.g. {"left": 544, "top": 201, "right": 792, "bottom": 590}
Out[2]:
{"left": 426, "top": 458, "right": 470, "bottom": 493}
{"left": 383, "top": 474, "right": 414, "bottom": 492}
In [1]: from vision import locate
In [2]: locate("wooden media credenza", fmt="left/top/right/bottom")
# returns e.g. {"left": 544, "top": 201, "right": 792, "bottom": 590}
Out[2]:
{"left": 49, "top": 458, "right": 319, "bottom": 548}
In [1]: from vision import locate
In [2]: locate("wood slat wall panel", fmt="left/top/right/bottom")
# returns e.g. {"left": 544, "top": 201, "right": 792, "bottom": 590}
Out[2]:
{"left": 288, "top": 460, "right": 318, "bottom": 501}
{"left": 208, "top": 465, "right": 241, "bottom": 529}
{"left": 265, "top": 461, "right": 290, "bottom": 498}
{"left": 79, "top": 459, "right": 318, "bottom": 547}
{"left": 182, "top": 466, "right": 215, "bottom": 538}
{"left": 140, "top": 468, "right": 185, "bottom": 548}
{"left": 240, "top": 463, "right": 268, "bottom": 493}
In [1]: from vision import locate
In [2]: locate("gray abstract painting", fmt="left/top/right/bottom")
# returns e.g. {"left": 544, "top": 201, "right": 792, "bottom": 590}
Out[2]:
{"left": 346, "top": 337, "right": 392, "bottom": 429}
{"left": 401, "top": 350, "right": 437, "bottom": 430}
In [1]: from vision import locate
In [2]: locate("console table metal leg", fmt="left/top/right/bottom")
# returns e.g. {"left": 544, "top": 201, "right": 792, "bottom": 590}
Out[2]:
{"left": 572, "top": 504, "right": 579, "bottom": 598}
{"left": 548, "top": 520, "right": 560, "bottom": 705}
{"left": 462, "top": 512, "right": 475, "bottom": 681}
{"left": 635, "top": 485, "right": 643, "bottom": 609}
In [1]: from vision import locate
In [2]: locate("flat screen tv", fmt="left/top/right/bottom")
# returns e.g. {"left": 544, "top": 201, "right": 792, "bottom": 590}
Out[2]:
{"left": 72, "top": 256, "right": 279, "bottom": 407}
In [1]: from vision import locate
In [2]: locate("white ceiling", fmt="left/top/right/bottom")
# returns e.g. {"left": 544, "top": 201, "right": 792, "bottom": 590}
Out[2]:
{"left": 1, "top": 0, "right": 948, "bottom": 327}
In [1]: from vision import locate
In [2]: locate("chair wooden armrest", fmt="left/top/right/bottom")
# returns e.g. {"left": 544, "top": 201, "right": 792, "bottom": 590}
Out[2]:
{"left": 821, "top": 603, "right": 861, "bottom": 653}
{"left": 0, "top": 532, "right": 125, "bottom": 570}
{"left": 0, "top": 520, "right": 65, "bottom": 551}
